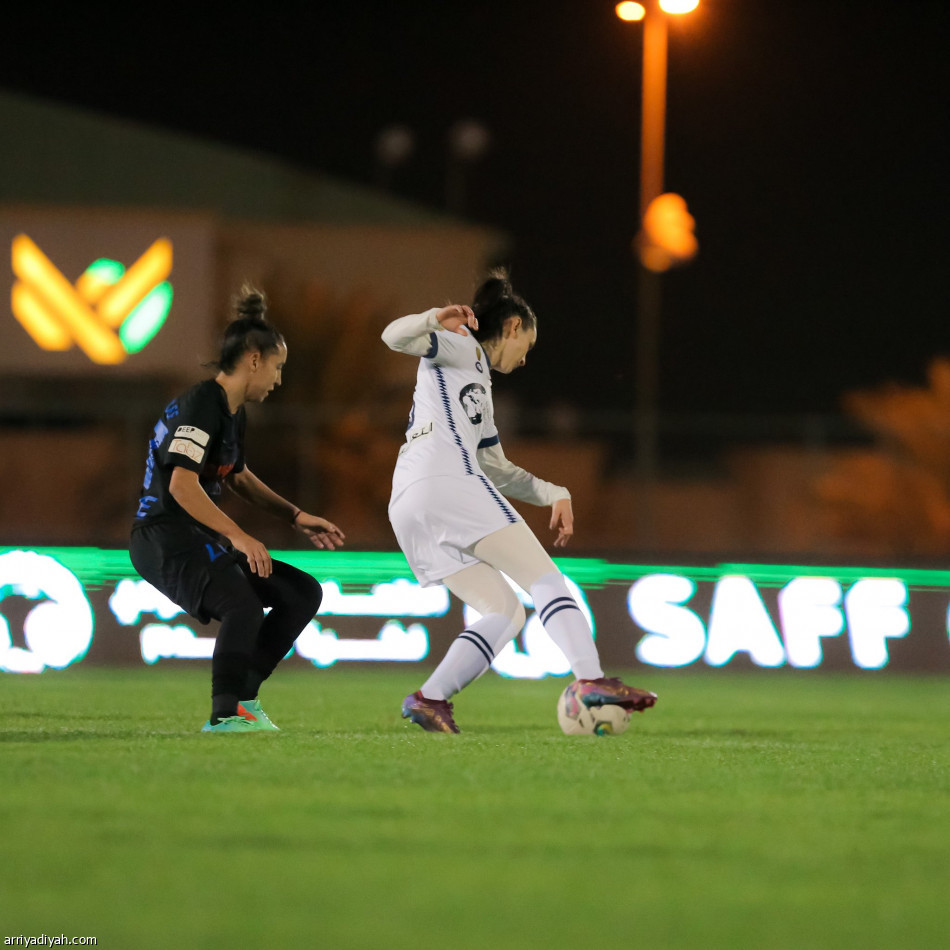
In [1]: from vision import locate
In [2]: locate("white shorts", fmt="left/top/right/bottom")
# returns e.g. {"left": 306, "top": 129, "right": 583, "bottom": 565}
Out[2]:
{"left": 389, "top": 474, "right": 522, "bottom": 587}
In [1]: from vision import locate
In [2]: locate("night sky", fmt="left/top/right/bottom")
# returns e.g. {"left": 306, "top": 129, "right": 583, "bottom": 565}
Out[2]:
{"left": 2, "top": 0, "right": 947, "bottom": 419}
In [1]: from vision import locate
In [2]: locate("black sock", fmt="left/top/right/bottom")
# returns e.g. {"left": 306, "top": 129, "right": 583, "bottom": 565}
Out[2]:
{"left": 211, "top": 693, "right": 240, "bottom": 724}
{"left": 243, "top": 668, "right": 266, "bottom": 701}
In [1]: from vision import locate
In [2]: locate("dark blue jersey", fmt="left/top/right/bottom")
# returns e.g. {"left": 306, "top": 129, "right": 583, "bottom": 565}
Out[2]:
{"left": 134, "top": 379, "right": 246, "bottom": 527}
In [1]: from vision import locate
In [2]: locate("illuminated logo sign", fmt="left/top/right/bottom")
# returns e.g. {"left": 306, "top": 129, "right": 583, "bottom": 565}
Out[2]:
{"left": 628, "top": 573, "right": 910, "bottom": 670}
{"left": 2, "top": 549, "right": 949, "bottom": 676}
{"left": 10, "top": 234, "right": 173, "bottom": 364}
{"left": 0, "top": 550, "right": 94, "bottom": 673}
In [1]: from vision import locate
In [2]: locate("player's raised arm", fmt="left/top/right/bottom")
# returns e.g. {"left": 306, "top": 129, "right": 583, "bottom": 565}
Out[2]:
{"left": 381, "top": 305, "right": 478, "bottom": 356}
{"left": 434, "top": 304, "right": 478, "bottom": 335}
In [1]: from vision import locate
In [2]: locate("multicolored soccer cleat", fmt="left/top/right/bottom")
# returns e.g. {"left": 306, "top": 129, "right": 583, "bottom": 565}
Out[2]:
{"left": 200, "top": 715, "right": 260, "bottom": 733}
{"left": 237, "top": 699, "right": 280, "bottom": 731}
{"left": 574, "top": 677, "right": 658, "bottom": 713}
{"left": 401, "top": 691, "right": 460, "bottom": 733}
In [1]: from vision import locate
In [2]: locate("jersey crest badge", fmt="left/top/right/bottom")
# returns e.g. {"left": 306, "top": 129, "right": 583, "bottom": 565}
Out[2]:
{"left": 459, "top": 383, "right": 487, "bottom": 425}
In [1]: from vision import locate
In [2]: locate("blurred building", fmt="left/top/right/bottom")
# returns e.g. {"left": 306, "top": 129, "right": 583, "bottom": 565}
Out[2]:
{"left": 0, "top": 90, "right": 506, "bottom": 547}
{"left": 2, "top": 90, "right": 912, "bottom": 560}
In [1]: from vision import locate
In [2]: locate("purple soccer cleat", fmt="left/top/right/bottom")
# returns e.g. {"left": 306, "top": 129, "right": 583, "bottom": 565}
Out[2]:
{"left": 574, "top": 677, "right": 658, "bottom": 713}
{"left": 401, "top": 691, "right": 461, "bottom": 734}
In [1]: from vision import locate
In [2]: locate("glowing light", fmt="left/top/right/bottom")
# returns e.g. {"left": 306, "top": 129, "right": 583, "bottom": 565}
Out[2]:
{"left": 0, "top": 547, "right": 935, "bottom": 676}
{"left": 319, "top": 578, "right": 449, "bottom": 617}
{"left": 97, "top": 238, "right": 173, "bottom": 329}
{"left": 0, "top": 551, "right": 93, "bottom": 673}
{"left": 616, "top": 2, "right": 646, "bottom": 21}
{"left": 639, "top": 192, "right": 698, "bottom": 272}
{"left": 777, "top": 577, "right": 845, "bottom": 668}
{"left": 659, "top": 0, "right": 699, "bottom": 13}
{"left": 10, "top": 281, "right": 72, "bottom": 350}
{"left": 705, "top": 576, "right": 785, "bottom": 667}
{"left": 119, "top": 282, "right": 173, "bottom": 353}
{"left": 844, "top": 579, "right": 909, "bottom": 669}
{"left": 141, "top": 624, "right": 214, "bottom": 664}
{"left": 9, "top": 235, "right": 174, "bottom": 364}
{"left": 110, "top": 578, "right": 184, "bottom": 626}
{"left": 11, "top": 235, "right": 127, "bottom": 364}
{"left": 295, "top": 620, "right": 429, "bottom": 667}
{"left": 76, "top": 258, "right": 125, "bottom": 302}
{"left": 629, "top": 573, "right": 706, "bottom": 667}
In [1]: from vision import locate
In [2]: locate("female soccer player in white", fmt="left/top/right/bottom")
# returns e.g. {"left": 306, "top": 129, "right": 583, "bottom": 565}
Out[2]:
{"left": 383, "top": 271, "right": 657, "bottom": 732}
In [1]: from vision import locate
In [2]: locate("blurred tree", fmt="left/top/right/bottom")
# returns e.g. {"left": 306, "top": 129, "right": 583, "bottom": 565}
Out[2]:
{"left": 816, "top": 358, "right": 950, "bottom": 555}
{"left": 244, "top": 280, "right": 404, "bottom": 547}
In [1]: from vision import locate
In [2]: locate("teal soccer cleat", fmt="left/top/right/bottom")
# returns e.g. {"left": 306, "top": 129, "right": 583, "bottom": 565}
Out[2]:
{"left": 237, "top": 699, "right": 280, "bottom": 731}
{"left": 200, "top": 715, "right": 259, "bottom": 733}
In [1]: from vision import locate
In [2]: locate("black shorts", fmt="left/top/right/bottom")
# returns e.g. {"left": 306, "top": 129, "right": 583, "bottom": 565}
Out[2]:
{"left": 130, "top": 521, "right": 242, "bottom": 624}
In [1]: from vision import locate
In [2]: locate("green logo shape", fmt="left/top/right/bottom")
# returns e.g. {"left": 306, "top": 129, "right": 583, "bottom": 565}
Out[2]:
{"left": 83, "top": 258, "right": 173, "bottom": 354}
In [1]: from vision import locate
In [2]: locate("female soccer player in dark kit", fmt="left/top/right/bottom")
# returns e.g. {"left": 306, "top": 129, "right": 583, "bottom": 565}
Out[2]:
{"left": 130, "top": 286, "right": 345, "bottom": 733}
{"left": 383, "top": 270, "right": 657, "bottom": 733}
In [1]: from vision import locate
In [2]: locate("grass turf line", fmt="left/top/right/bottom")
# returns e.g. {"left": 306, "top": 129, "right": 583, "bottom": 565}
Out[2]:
{"left": 1, "top": 668, "right": 948, "bottom": 949}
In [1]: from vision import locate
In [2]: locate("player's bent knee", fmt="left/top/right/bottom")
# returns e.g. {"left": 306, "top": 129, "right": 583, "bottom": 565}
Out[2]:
{"left": 298, "top": 573, "right": 323, "bottom": 615}
{"left": 509, "top": 600, "right": 527, "bottom": 632}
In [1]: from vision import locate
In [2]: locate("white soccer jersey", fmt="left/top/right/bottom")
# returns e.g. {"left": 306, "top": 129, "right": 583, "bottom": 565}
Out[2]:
{"left": 389, "top": 311, "right": 500, "bottom": 501}
{"left": 384, "top": 309, "right": 570, "bottom": 508}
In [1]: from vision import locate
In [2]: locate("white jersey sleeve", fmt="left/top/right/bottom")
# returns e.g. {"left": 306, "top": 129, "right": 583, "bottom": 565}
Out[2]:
{"left": 381, "top": 309, "right": 441, "bottom": 358}
{"left": 476, "top": 441, "right": 571, "bottom": 507}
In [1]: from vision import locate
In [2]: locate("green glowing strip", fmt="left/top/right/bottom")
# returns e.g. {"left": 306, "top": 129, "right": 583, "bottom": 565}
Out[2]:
{"left": 6, "top": 547, "right": 950, "bottom": 594}
{"left": 716, "top": 563, "right": 950, "bottom": 589}
{"left": 270, "top": 550, "right": 417, "bottom": 590}
{"left": 552, "top": 559, "right": 950, "bottom": 590}
{"left": 0, "top": 547, "right": 417, "bottom": 592}
{"left": 119, "top": 282, "right": 172, "bottom": 353}
{"left": 0, "top": 547, "right": 136, "bottom": 590}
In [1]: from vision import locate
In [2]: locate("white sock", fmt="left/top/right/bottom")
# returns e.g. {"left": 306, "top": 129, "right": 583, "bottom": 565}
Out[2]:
{"left": 530, "top": 572, "right": 603, "bottom": 680}
{"left": 421, "top": 612, "right": 519, "bottom": 700}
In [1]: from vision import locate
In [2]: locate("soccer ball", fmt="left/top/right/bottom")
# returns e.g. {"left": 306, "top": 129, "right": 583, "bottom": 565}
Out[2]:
{"left": 556, "top": 681, "right": 631, "bottom": 736}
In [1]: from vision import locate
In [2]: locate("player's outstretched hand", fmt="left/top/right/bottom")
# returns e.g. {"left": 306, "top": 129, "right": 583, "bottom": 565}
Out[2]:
{"left": 436, "top": 304, "right": 478, "bottom": 336}
{"left": 231, "top": 531, "right": 273, "bottom": 577}
{"left": 295, "top": 513, "right": 346, "bottom": 550}
{"left": 550, "top": 497, "right": 574, "bottom": 548}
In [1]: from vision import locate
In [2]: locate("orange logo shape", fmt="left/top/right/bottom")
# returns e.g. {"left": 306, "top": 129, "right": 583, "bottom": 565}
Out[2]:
{"left": 11, "top": 235, "right": 173, "bottom": 364}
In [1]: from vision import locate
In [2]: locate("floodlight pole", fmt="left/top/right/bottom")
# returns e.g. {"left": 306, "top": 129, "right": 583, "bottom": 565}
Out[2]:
{"left": 635, "top": 4, "right": 668, "bottom": 547}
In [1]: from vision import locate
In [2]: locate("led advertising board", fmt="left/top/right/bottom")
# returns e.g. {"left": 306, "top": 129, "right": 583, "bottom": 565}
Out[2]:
{"left": 2, "top": 547, "right": 948, "bottom": 676}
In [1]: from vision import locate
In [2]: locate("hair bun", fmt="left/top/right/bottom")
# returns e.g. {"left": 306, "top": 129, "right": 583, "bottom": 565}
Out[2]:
{"left": 472, "top": 269, "right": 512, "bottom": 312}
{"left": 235, "top": 283, "right": 267, "bottom": 320}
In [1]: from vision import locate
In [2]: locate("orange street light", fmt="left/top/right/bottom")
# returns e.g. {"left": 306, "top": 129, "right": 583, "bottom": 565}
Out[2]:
{"left": 617, "top": 0, "right": 700, "bottom": 545}
{"left": 659, "top": 0, "right": 699, "bottom": 13}
{"left": 615, "top": 2, "right": 646, "bottom": 21}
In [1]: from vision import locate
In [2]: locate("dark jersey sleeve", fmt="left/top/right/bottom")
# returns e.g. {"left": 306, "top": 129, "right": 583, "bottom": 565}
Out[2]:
{"left": 135, "top": 381, "right": 247, "bottom": 525}
{"left": 156, "top": 387, "right": 225, "bottom": 475}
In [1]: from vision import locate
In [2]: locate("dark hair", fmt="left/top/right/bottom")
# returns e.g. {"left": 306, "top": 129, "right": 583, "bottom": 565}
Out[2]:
{"left": 213, "top": 284, "right": 285, "bottom": 373}
{"left": 470, "top": 269, "right": 536, "bottom": 343}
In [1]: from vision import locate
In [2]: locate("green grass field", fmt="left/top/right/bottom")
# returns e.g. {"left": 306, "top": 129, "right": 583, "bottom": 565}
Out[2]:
{"left": 2, "top": 668, "right": 948, "bottom": 949}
